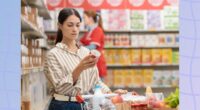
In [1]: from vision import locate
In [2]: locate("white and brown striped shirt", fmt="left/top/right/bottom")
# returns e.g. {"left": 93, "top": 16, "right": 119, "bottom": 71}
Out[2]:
{"left": 44, "top": 42, "right": 110, "bottom": 96}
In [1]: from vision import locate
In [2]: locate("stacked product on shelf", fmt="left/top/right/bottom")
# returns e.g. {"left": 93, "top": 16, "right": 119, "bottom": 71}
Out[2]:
{"left": 104, "top": 49, "right": 179, "bottom": 65}
{"left": 130, "top": 10, "right": 147, "bottom": 30}
{"left": 104, "top": 34, "right": 179, "bottom": 47}
{"left": 21, "top": 6, "right": 45, "bottom": 34}
{"left": 147, "top": 10, "right": 162, "bottom": 30}
{"left": 104, "top": 69, "right": 179, "bottom": 88}
{"left": 21, "top": 34, "right": 44, "bottom": 69}
{"left": 21, "top": 0, "right": 52, "bottom": 110}
{"left": 43, "top": 8, "right": 85, "bottom": 31}
{"left": 162, "top": 6, "right": 179, "bottom": 30}
{"left": 101, "top": 9, "right": 130, "bottom": 30}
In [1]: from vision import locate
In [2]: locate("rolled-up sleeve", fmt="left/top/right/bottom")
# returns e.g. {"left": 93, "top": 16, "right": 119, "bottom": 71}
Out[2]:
{"left": 44, "top": 52, "right": 81, "bottom": 96}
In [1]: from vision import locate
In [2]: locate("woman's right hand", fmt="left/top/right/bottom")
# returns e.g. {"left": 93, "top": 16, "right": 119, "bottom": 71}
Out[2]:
{"left": 78, "top": 54, "right": 97, "bottom": 71}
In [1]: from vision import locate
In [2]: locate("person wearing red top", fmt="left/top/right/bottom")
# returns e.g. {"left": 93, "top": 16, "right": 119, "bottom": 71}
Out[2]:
{"left": 80, "top": 10, "right": 107, "bottom": 79}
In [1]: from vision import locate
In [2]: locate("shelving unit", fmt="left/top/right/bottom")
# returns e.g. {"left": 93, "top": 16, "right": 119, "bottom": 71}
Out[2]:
{"left": 102, "top": 30, "right": 179, "bottom": 34}
{"left": 104, "top": 45, "right": 179, "bottom": 49}
{"left": 22, "top": 67, "right": 44, "bottom": 76}
{"left": 45, "top": 30, "right": 179, "bottom": 35}
{"left": 39, "top": 95, "right": 52, "bottom": 110}
{"left": 21, "top": 16, "right": 47, "bottom": 39}
{"left": 21, "top": 0, "right": 51, "bottom": 19}
{"left": 21, "top": 0, "right": 52, "bottom": 110}
{"left": 107, "top": 64, "right": 179, "bottom": 69}
{"left": 110, "top": 86, "right": 178, "bottom": 97}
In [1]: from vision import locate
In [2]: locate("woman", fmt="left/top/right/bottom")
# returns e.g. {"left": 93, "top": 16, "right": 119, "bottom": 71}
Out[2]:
{"left": 80, "top": 10, "right": 107, "bottom": 79}
{"left": 44, "top": 8, "right": 127, "bottom": 110}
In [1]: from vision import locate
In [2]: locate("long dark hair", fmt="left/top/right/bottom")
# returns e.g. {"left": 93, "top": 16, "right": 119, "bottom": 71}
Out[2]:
{"left": 55, "top": 8, "right": 82, "bottom": 44}
{"left": 84, "top": 10, "right": 104, "bottom": 31}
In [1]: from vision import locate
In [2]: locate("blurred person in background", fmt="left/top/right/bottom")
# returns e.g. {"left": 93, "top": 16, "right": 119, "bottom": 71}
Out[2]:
{"left": 80, "top": 10, "right": 107, "bottom": 80}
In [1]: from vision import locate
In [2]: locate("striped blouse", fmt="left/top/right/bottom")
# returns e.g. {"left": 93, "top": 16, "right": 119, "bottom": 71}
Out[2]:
{"left": 44, "top": 42, "right": 111, "bottom": 96}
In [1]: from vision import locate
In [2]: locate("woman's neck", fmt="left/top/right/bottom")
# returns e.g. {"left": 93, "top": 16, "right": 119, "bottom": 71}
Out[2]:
{"left": 61, "top": 39, "right": 77, "bottom": 50}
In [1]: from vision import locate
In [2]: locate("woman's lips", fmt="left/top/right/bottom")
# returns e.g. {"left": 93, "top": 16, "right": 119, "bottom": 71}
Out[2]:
{"left": 71, "top": 33, "right": 77, "bottom": 36}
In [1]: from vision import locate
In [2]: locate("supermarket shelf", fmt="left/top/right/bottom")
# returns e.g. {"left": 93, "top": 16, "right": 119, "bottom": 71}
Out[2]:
{"left": 107, "top": 64, "right": 179, "bottom": 69}
{"left": 104, "top": 45, "right": 179, "bottom": 49}
{"left": 111, "top": 86, "right": 178, "bottom": 90}
{"left": 45, "top": 30, "right": 87, "bottom": 35}
{"left": 43, "top": 96, "right": 53, "bottom": 110}
{"left": 104, "top": 30, "right": 179, "bottom": 33}
{"left": 22, "top": 67, "right": 44, "bottom": 76}
{"left": 110, "top": 86, "right": 178, "bottom": 96}
{"left": 25, "top": 0, "right": 51, "bottom": 19}
{"left": 41, "top": 46, "right": 51, "bottom": 50}
{"left": 45, "top": 30, "right": 179, "bottom": 35}
{"left": 21, "top": 16, "right": 47, "bottom": 39}
{"left": 45, "top": 30, "right": 57, "bottom": 35}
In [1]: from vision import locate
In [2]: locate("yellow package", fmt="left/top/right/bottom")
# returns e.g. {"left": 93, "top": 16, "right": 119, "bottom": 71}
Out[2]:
{"left": 113, "top": 50, "right": 121, "bottom": 65}
{"left": 130, "top": 49, "right": 141, "bottom": 64}
{"left": 104, "top": 70, "right": 114, "bottom": 87}
{"left": 114, "top": 70, "right": 123, "bottom": 87}
{"left": 124, "top": 70, "right": 133, "bottom": 87}
{"left": 132, "top": 69, "right": 143, "bottom": 87}
{"left": 120, "top": 50, "right": 131, "bottom": 65}
{"left": 143, "top": 69, "right": 154, "bottom": 86}
{"left": 130, "top": 70, "right": 135, "bottom": 87}
{"left": 142, "top": 49, "right": 152, "bottom": 64}
{"left": 151, "top": 49, "right": 162, "bottom": 64}
{"left": 104, "top": 50, "right": 112, "bottom": 65}
{"left": 162, "top": 49, "right": 172, "bottom": 64}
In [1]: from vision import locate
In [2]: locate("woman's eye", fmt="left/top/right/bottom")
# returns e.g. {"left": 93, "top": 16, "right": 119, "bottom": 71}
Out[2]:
{"left": 76, "top": 25, "right": 80, "bottom": 27}
{"left": 67, "top": 25, "right": 73, "bottom": 27}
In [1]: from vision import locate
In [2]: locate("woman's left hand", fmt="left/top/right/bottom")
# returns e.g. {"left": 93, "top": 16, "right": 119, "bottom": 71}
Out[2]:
{"left": 113, "top": 89, "right": 128, "bottom": 95}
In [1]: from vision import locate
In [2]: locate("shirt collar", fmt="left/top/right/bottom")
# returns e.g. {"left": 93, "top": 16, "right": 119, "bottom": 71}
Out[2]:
{"left": 56, "top": 42, "right": 81, "bottom": 51}
{"left": 87, "top": 23, "right": 98, "bottom": 31}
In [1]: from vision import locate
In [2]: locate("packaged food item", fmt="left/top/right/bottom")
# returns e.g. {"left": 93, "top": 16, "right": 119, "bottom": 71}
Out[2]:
{"left": 131, "top": 35, "right": 139, "bottom": 47}
{"left": 171, "top": 70, "right": 179, "bottom": 87}
{"left": 143, "top": 69, "right": 154, "bottom": 86}
{"left": 162, "top": 6, "right": 179, "bottom": 30}
{"left": 114, "top": 70, "right": 123, "bottom": 87}
{"left": 162, "top": 49, "right": 172, "bottom": 64}
{"left": 124, "top": 70, "right": 133, "bottom": 87}
{"left": 158, "top": 34, "right": 166, "bottom": 46}
{"left": 151, "top": 49, "right": 162, "bottom": 64}
{"left": 153, "top": 70, "right": 163, "bottom": 87}
{"left": 90, "top": 49, "right": 101, "bottom": 58}
{"left": 120, "top": 50, "right": 131, "bottom": 65}
{"left": 172, "top": 50, "right": 179, "bottom": 64}
{"left": 144, "top": 35, "right": 159, "bottom": 47}
{"left": 113, "top": 50, "right": 121, "bottom": 65}
{"left": 101, "top": 9, "right": 130, "bottom": 30}
{"left": 147, "top": 10, "right": 161, "bottom": 30}
{"left": 21, "top": 6, "right": 29, "bottom": 17}
{"left": 162, "top": 70, "right": 173, "bottom": 86}
{"left": 133, "top": 69, "right": 143, "bottom": 87}
{"left": 104, "top": 70, "right": 114, "bottom": 87}
{"left": 138, "top": 35, "right": 145, "bottom": 47}
{"left": 104, "top": 50, "right": 114, "bottom": 64}
{"left": 130, "top": 49, "right": 141, "bottom": 64}
{"left": 165, "top": 34, "right": 175, "bottom": 46}
{"left": 130, "top": 10, "right": 147, "bottom": 30}
{"left": 142, "top": 49, "right": 152, "bottom": 64}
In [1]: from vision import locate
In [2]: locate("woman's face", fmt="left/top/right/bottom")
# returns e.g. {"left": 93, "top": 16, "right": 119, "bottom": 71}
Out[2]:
{"left": 60, "top": 15, "right": 81, "bottom": 41}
